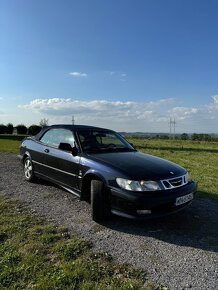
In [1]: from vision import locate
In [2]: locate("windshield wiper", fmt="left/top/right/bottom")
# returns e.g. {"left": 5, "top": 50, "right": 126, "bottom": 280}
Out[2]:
{"left": 114, "top": 147, "right": 136, "bottom": 152}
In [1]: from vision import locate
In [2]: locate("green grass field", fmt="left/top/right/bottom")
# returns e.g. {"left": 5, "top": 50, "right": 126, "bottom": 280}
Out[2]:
{"left": 1, "top": 196, "right": 163, "bottom": 290}
{"left": 0, "top": 139, "right": 21, "bottom": 154}
{"left": 0, "top": 134, "right": 27, "bottom": 153}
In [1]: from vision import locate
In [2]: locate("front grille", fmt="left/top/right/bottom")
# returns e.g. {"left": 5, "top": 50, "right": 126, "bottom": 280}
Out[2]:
{"left": 161, "top": 174, "right": 188, "bottom": 190}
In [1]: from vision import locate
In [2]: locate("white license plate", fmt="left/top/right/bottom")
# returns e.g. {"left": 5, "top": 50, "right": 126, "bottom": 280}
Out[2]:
{"left": 175, "top": 192, "right": 194, "bottom": 206}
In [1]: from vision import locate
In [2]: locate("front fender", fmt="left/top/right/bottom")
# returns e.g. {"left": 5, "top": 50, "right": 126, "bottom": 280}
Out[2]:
{"left": 82, "top": 169, "right": 107, "bottom": 185}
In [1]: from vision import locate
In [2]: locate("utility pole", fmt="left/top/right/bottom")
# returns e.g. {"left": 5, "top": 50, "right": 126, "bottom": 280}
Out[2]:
{"left": 169, "top": 118, "right": 176, "bottom": 139}
{"left": 173, "top": 118, "right": 176, "bottom": 139}
{"left": 169, "top": 118, "right": 172, "bottom": 137}
{"left": 72, "top": 115, "right": 75, "bottom": 125}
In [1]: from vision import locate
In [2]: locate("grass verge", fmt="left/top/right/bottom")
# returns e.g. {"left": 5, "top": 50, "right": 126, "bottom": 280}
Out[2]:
{"left": 0, "top": 195, "right": 163, "bottom": 290}
{"left": 0, "top": 139, "right": 21, "bottom": 154}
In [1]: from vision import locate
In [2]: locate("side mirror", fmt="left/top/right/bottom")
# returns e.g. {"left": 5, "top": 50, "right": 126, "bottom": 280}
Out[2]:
{"left": 58, "top": 143, "right": 78, "bottom": 156}
{"left": 71, "top": 146, "right": 79, "bottom": 156}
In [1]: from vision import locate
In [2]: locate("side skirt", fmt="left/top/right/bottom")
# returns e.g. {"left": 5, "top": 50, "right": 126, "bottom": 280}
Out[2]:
{"left": 35, "top": 172, "right": 81, "bottom": 198}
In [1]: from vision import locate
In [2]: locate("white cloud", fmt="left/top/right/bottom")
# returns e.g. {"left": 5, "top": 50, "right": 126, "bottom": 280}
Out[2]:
{"left": 208, "top": 95, "right": 218, "bottom": 111}
{"left": 137, "top": 110, "right": 153, "bottom": 120}
{"left": 18, "top": 96, "right": 218, "bottom": 133}
{"left": 120, "top": 73, "right": 127, "bottom": 81}
{"left": 169, "top": 107, "right": 198, "bottom": 120}
{"left": 107, "top": 71, "right": 127, "bottom": 81}
{"left": 0, "top": 97, "right": 3, "bottom": 100}
{"left": 69, "top": 72, "right": 87, "bottom": 77}
{"left": 19, "top": 98, "right": 173, "bottom": 123}
{"left": 146, "top": 98, "right": 175, "bottom": 109}
{"left": 18, "top": 99, "right": 137, "bottom": 120}
{"left": 17, "top": 97, "right": 183, "bottom": 131}
{"left": 212, "top": 95, "right": 218, "bottom": 104}
{"left": 205, "top": 96, "right": 218, "bottom": 127}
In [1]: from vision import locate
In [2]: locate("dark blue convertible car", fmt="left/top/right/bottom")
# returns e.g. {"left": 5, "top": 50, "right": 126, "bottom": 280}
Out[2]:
{"left": 19, "top": 124, "right": 197, "bottom": 222}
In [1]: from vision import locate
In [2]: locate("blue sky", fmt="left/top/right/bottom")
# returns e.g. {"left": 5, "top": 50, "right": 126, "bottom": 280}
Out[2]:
{"left": 0, "top": 0, "right": 218, "bottom": 133}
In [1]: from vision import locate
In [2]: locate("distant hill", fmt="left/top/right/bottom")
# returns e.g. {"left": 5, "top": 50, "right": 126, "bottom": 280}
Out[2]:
{"left": 119, "top": 132, "right": 218, "bottom": 140}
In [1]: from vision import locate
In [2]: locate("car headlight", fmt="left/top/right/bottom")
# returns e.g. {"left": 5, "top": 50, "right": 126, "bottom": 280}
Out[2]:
{"left": 185, "top": 172, "right": 192, "bottom": 183}
{"left": 116, "top": 178, "right": 161, "bottom": 191}
{"left": 140, "top": 180, "right": 161, "bottom": 191}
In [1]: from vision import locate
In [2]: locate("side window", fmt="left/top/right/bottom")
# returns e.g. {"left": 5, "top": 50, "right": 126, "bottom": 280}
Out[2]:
{"left": 40, "top": 129, "right": 75, "bottom": 148}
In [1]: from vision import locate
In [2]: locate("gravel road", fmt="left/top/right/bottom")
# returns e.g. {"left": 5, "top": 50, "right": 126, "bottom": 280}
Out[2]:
{"left": 0, "top": 153, "right": 217, "bottom": 290}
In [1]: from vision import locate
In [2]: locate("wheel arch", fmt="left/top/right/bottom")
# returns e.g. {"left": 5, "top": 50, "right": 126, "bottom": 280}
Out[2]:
{"left": 80, "top": 172, "right": 108, "bottom": 201}
{"left": 22, "top": 151, "right": 32, "bottom": 163}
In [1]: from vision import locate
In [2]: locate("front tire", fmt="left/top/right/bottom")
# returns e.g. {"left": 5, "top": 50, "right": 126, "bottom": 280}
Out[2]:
{"left": 91, "top": 180, "right": 111, "bottom": 222}
{"left": 23, "top": 157, "right": 36, "bottom": 182}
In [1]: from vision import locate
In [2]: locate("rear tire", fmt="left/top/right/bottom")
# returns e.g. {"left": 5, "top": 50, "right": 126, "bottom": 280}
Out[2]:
{"left": 23, "top": 157, "right": 36, "bottom": 182}
{"left": 91, "top": 180, "right": 111, "bottom": 222}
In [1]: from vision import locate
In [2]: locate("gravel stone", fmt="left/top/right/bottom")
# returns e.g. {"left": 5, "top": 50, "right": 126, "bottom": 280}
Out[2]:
{"left": 0, "top": 153, "right": 217, "bottom": 289}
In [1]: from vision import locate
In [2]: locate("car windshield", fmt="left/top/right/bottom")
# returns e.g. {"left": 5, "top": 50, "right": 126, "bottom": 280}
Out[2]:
{"left": 77, "top": 130, "right": 135, "bottom": 153}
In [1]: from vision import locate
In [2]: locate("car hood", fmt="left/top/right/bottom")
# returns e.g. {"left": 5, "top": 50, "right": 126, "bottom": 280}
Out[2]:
{"left": 88, "top": 151, "right": 186, "bottom": 180}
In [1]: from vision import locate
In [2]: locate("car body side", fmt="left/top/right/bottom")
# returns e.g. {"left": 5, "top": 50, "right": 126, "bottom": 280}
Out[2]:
{"left": 19, "top": 125, "right": 197, "bottom": 219}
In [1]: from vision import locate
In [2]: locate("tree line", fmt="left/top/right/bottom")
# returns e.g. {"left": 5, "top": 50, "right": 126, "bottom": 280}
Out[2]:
{"left": 126, "top": 133, "right": 218, "bottom": 141}
{"left": 0, "top": 119, "right": 49, "bottom": 135}
{"left": 181, "top": 133, "right": 217, "bottom": 141}
{"left": 151, "top": 133, "right": 217, "bottom": 141}
{"left": 0, "top": 123, "right": 42, "bottom": 135}
{"left": 0, "top": 122, "right": 217, "bottom": 141}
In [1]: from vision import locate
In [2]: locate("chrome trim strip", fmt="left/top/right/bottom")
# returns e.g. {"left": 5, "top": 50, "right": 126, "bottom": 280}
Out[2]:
{"left": 61, "top": 186, "right": 80, "bottom": 197}
{"left": 32, "top": 160, "right": 78, "bottom": 178}
{"left": 34, "top": 171, "right": 81, "bottom": 198}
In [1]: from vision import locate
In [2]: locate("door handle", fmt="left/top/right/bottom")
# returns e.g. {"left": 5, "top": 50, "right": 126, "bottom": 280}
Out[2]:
{"left": 44, "top": 148, "right": 50, "bottom": 153}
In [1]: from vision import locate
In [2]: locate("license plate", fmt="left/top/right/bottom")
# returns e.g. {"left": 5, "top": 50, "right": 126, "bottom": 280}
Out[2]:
{"left": 175, "top": 192, "right": 194, "bottom": 206}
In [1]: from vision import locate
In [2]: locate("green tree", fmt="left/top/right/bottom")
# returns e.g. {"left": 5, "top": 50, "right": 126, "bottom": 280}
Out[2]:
{"left": 28, "top": 125, "right": 42, "bottom": 135}
{"left": 6, "top": 123, "right": 14, "bottom": 134}
{"left": 0, "top": 124, "right": 7, "bottom": 134}
{"left": 181, "top": 133, "right": 189, "bottom": 140}
{"left": 191, "top": 133, "right": 213, "bottom": 141}
{"left": 39, "top": 118, "right": 49, "bottom": 127}
{"left": 16, "top": 124, "right": 27, "bottom": 134}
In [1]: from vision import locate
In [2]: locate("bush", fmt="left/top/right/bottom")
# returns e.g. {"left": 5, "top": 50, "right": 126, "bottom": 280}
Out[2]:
{"left": 191, "top": 133, "right": 213, "bottom": 141}
{"left": 0, "top": 124, "right": 7, "bottom": 134}
{"left": 181, "top": 133, "right": 189, "bottom": 140}
{"left": 6, "top": 123, "right": 14, "bottom": 134}
{"left": 16, "top": 125, "right": 27, "bottom": 135}
{"left": 28, "top": 125, "right": 42, "bottom": 136}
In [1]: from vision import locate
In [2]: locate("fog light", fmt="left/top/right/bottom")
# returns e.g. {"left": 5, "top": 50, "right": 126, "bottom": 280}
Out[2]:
{"left": 137, "top": 210, "right": 151, "bottom": 215}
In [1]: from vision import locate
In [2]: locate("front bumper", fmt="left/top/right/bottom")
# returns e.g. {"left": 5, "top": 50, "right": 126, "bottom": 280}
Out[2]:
{"left": 110, "top": 181, "right": 197, "bottom": 219}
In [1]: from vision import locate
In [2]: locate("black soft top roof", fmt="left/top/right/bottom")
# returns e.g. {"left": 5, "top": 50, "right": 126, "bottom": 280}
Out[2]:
{"left": 34, "top": 124, "right": 113, "bottom": 141}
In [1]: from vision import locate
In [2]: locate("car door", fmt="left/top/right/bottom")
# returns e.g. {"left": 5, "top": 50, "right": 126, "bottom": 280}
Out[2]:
{"left": 27, "top": 140, "right": 48, "bottom": 176}
{"left": 39, "top": 128, "right": 81, "bottom": 190}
